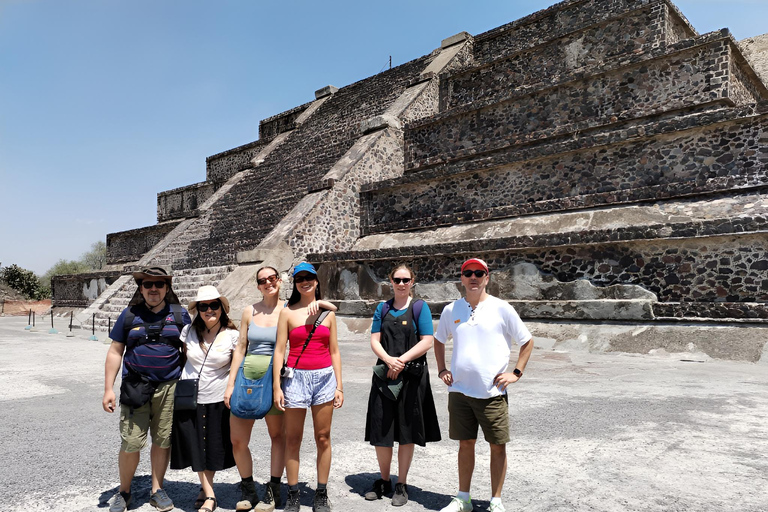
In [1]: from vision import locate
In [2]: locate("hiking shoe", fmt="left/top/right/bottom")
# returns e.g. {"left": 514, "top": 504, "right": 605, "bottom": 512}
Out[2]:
{"left": 313, "top": 488, "right": 331, "bottom": 512}
{"left": 489, "top": 502, "right": 506, "bottom": 512}
{"left": 255, "top": 482, "right": 281, "bottom": 511}
{"left": 364, "top": 478, "right": 392, "bottom": 500}
{"left": 236, "top": 479, "right": 259, "bottom": 511}
{"left": 391, "top": 483, "right": 408, "bottom": 506}
{"left": 108, "top": 492, "right": 131, "bottom": 512}
{"left": 284, "top": 489, "right": 301, "bottom": 512}
{"left": 439, "top": 496, "right": 473, "bottom": 512}
{"left": 149, "top": 488, "right": 174, "bottom": 512}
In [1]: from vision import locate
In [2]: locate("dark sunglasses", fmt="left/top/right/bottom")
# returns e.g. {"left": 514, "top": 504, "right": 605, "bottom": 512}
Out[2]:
{"left": 257, "top": 274, "right": 279, "bottom": 286}
{"left": 392, "top": 277, "right": 412, "bottom": 284}
{"left": 294, "top": 274, "right": 316, "bottom": 284}
{"left": 462, "top": 270, "right": 488, "bottom": 278}
{"left": 197, "top": 301, "right": 221, "bottom": 312}
{"left": 142, "top": 281, "right": 167, "bottom": 289}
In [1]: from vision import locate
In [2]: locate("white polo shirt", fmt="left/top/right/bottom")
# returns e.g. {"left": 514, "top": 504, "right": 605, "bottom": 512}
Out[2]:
{"left": 435, "top": 295, "right": 532, "bottom": 399}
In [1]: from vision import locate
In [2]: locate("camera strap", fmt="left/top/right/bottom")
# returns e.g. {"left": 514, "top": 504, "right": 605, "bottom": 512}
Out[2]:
{"left": 289, "top": 309, "right": 330, "bottom": 370}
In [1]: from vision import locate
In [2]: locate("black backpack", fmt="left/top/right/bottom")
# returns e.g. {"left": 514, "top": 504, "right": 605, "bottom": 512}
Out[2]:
{"left": 380, "top": 298, "right": 425, "bottom": 335}
{"left": 121, "top": 303, "right": 186, "bottom": 349}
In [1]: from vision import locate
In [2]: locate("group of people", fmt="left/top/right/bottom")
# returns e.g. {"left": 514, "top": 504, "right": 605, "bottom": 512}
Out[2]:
{"left": 102, "top": 258, "right": 533, "bottom": 512}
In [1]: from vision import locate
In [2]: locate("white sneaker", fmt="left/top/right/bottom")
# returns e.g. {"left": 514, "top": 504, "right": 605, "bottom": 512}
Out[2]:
{"left": 489, "top": 501, "right": 506, "bottom": 512}
{"left": 439, "top": 496, "right": 473, "bottom": 512}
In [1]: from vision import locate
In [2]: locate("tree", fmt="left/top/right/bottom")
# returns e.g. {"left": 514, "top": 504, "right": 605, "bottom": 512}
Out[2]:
{"left": 81, "top": 241, "right": 106, "bottom": 270}
{"left": 0, "top": 264, "right": 50, "bottom": 300}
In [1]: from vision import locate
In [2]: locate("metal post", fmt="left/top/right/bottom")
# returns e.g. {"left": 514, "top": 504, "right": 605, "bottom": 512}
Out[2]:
{"left": 25, "top": 309, "right": 32, "bottom": 330}
{"left": 48, "top": 310, "right": 58, "bottom": 334}
{"left": 89, "top": 313, "right": 99, "bottom": 341}
{"left": 30, "top": 311, "right": 37, "bottom": 332}
{"left": 66, "top": 311, "right": 75, "bottom": 337}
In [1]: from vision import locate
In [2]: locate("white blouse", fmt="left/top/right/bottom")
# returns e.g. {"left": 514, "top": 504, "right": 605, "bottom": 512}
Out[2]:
{"left": 180, "top": 325, "right": 238, "bottom": 404}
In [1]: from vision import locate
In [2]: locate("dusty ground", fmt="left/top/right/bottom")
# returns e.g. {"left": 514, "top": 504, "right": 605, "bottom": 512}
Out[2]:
{"left": 1, "top": 315, "right": 767, "bottom": 512}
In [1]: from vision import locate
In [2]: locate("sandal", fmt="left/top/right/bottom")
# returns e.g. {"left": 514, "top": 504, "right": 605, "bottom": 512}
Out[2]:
{"left": 199, "top": 496, "right": 217, "bottom": 512}
{"left": 194, "top": 488, "right": 206, "bottom": 509}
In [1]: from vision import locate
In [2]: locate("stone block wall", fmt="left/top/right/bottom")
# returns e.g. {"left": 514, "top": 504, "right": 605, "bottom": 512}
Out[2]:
{"left": 440, "top": 3, "right": 668, "bottom": 111}
{"left": 51, "top": 271, "right": 121, "bottom": 307}
{"left": 258, "top": 102, "right": 312, "bottom": 140}
{"left": 407, "top": 35, "right": 760, "bottom": 173}
{"left": 106, "top": 221, "right": 182, "bottom": 265}
{"left": 205, "top": 139, "right": 266, "bottom": 183}
{"left": 364, "top": 109, "right": 768, "bottom": 233}
{"left": 157, "top": 181, "right": 215, "bottom": 222}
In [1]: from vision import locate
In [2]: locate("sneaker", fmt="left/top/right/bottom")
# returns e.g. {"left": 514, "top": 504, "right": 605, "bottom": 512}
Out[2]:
{"left": 391, "top": 483, "right": 408, "bottom": 506}
{"left": 313, "top": 488, "right": 332, "bottom": 512}
{"left": 108, "top": 492, "right": 131, "bottom": 512}
{"left": 284, "top": 489, "right": 301, "bottom": 512}
{"left": 364, "top": 478, "right": 392, "bottom": 500}
{"left": 149, "top": 488, "right": 174, "bottom": 512}
{"left": 236, "top": 480, "right": 259, "bottom": 511}
{"left": 255, "top": 482, "right": 281, "bottom": 512}
{"left": 439, "top": 495, "right": 473, "bottom": 512}
{"left": 489, "top": 501, "right": 506, "bottom": 512}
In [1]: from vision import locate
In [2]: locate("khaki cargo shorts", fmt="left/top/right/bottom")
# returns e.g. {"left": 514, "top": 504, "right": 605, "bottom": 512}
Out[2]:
{"left": 448, "top": 392, "right": 510, "bottom": 445}
{"left": 119, "top": 379, "right": 176, "bottom": 452}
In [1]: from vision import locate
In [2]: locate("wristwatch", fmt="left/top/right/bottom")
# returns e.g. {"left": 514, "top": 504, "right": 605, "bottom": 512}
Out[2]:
{"left": 513, "top": 368, "right": 523, "bottom": 378}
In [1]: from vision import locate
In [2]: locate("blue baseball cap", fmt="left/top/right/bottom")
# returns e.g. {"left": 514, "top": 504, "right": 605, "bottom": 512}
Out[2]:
{"left": 293, "top": 262, "right": 317, "bottom": 276}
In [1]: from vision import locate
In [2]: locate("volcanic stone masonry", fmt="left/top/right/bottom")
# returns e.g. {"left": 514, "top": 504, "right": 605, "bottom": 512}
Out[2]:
{"left": 56, "top": 0, "right": 768, "bottom": 351}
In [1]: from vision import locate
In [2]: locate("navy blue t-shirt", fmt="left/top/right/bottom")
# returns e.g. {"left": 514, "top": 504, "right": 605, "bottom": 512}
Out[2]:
{"left": 110, "top": 304, "right": 192, "bottom": 383}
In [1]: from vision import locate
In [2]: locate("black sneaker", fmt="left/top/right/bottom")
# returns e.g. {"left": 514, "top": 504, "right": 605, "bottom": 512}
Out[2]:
{"left": 255, "top": 481, "right": 281, "bottom": 511}
{"left": 285, "top": 489, "right": 301, "bottom": 512}
{"left": 392, "top": 483, "right": 408, "bottom": 506}
{"left": 364, "top": 478, "right": 392, "bottom": 500}
{"left": 236, "top": 479, "right": 259, "bottom": 511}
{"left": 313, "top": 488, "right": 332, "bottom": 512}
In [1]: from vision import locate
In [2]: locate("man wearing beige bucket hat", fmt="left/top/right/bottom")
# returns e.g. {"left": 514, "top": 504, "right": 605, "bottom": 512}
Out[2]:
{"left": 102, "top": 266, "right": 191, "bottom": 512}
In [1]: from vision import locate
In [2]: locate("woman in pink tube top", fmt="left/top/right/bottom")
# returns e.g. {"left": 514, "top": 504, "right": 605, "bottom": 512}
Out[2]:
{"left": 273, "top": 262, "right": 343, "bottom": 512}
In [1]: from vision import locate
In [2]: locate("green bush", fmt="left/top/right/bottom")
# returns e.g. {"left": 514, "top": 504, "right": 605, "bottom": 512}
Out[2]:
{"left": 0, "top": 264, "right": 50, "bottom": 300}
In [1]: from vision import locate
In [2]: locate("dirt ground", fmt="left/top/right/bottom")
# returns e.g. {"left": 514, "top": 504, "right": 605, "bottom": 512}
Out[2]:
{"left": 1, "top": 315, "right": 767, "bottom": 512}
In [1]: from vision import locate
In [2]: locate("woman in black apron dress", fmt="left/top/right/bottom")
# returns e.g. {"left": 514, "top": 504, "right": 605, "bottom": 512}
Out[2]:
{"left": 364, "top": 264, "right": 441, "bottom": 507}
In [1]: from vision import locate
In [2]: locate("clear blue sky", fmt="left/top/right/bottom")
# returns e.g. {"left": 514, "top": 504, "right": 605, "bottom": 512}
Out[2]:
{"left": 1, "top": 0, "right": 766, "bottom": 274}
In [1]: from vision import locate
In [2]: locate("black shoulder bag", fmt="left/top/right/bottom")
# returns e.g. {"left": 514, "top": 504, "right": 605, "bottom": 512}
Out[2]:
{"left": 174, "top": 327, "right": 217, "bottom": 410}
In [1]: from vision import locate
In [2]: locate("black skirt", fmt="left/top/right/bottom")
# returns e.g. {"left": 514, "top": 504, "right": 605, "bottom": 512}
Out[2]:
{"left": 170, "top": 401, "right": 236, "bottom": 472}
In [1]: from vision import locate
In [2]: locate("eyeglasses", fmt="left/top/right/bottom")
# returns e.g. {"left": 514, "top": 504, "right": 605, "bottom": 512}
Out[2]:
{"left": 197, "top": 301, "right": 221, "bottom": 312}
{"left": 142, "top": 281, "right": 167, "bottom": 289}
{"left": 294, "top": 274, "right": 316, "bottom": 284}
{"left": 257, "top": 274, "right": 279, "bottom": 286}
{"left": 461, "top": 270, "right": 488, "bottom": 278}
{"left": 392, "top": 277, "right": 412, "bottom": 284}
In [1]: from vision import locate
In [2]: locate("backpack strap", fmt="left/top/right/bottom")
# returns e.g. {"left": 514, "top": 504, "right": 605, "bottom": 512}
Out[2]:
{"left": 380, "top": 299, "right": 395, "bottom": 320}
{"left": 122, "top": 306, "right": 138, "bottom": 345}
{"left": 411, "top": 299, "right": 424, "bottom": 336}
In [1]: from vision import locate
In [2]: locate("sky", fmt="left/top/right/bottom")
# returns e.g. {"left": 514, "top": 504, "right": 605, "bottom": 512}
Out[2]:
{"left": 1, "top": 0, "right": 767, "bottom": 274}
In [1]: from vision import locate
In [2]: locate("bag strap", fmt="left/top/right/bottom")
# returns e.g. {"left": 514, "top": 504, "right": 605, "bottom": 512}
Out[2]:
{"left": 380, "top": 299, "right": 424, "bottom": 336}
{"left": 290, "top": 309, "right": 330, "bottom": 370}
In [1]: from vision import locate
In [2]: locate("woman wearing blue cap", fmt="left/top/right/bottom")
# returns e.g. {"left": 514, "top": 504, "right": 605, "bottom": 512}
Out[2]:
{"left": 273, "top": 262, "right": 343, "bottom": 512}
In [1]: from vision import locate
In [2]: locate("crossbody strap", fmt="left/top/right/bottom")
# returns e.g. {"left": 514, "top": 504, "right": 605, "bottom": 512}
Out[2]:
{"left": 290, "top": 309, "right": 330, "bottom": 369}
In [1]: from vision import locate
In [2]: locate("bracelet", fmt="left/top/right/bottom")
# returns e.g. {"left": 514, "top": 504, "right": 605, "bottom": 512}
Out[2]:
{"left": 336, "top": 388, "right": 344, "bottom": 393}
{"left": 438, "top": 369, "right": 448, "bottom": 376}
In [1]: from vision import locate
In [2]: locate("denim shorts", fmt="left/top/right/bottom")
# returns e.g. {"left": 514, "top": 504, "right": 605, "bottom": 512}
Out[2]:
{"left": 282, "top": 366, "right": 336, "bottom": 409}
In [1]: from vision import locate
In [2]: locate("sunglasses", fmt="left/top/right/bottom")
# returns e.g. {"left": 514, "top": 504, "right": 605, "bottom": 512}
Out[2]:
{"left": 257, "top": 274, "right": 279, "bottom": 286}
{"left": 197, "top": 301, "right": 221, "bottom": 312}
{"left": 142, "top": 281, "right": 167, "bottom": 289}
{"left": 294, "top": 274, "right": 316, "bottom": 284}
{"left": 392, "top": 277, "right": 412, "bottom": 284}
{"left": 462, "top": 270, "right": 488, "bottom": 278}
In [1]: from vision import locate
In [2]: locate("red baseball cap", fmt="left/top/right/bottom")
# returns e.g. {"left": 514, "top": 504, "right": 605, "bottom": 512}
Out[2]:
{"left": 461, "top": 258, "right": 489, "bottom": 272}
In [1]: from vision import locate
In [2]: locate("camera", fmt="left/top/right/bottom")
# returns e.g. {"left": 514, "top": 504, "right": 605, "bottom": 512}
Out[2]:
{"left": 145, "top": 324, "right": 163, "bottom": 343}
{"left": 280, "top": 366, "right": 294, "bottom": 379}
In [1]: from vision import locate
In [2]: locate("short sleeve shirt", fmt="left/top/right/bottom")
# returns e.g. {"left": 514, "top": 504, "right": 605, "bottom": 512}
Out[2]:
{"left": 435, "top": 295, "right": 531, "bottom": 399}
{"left": 110, "top": 304, "right": 192, "bottom": 383}
{"left": 180, "top": 326, "right": 239, "bottom": 404}
{"left": 371, "top": 299, "right": 434, "bottom": 336}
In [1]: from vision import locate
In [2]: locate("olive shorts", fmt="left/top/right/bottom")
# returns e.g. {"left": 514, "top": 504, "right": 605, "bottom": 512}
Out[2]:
{"left": 448, "top": 392, "right": 510, "bottom": 445}
{"left": 119, "top": 379, "right": 176, "bottom": 452}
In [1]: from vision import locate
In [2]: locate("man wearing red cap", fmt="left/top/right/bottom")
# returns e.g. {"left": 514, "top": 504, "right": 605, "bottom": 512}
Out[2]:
{"left": 434, "top": 258, "right": 533, "bottom": 512}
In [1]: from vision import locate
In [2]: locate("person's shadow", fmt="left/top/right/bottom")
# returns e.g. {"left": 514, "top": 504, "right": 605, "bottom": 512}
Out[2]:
{"left": 97, "top": 475, "right": 231, "bottom": 511}
{"left": 345, "top": 472, "right": 491, "bottom": 511}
